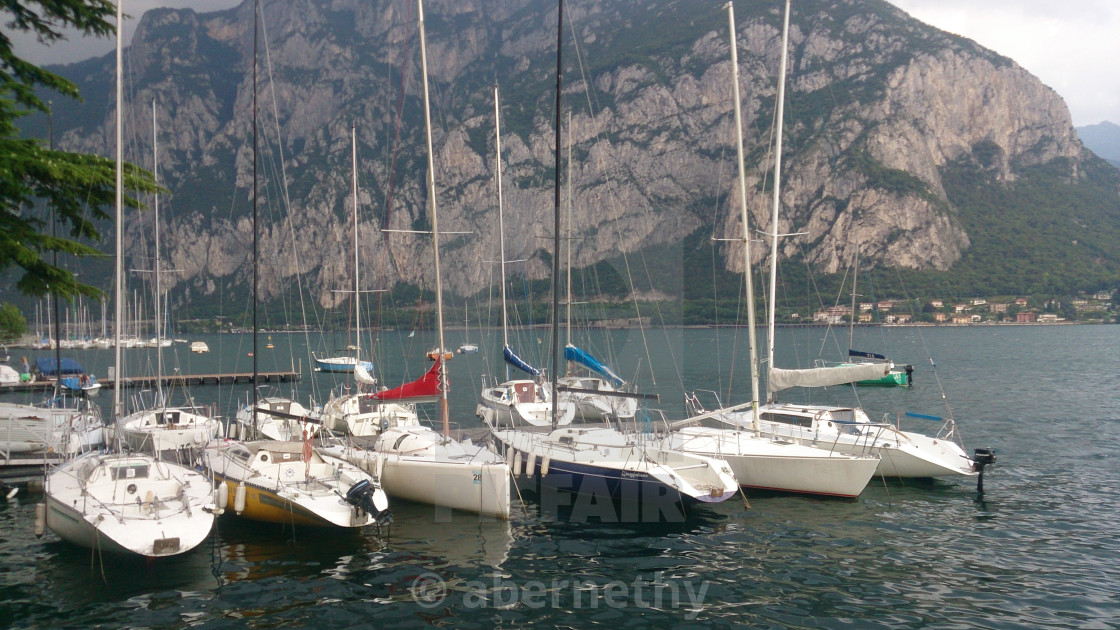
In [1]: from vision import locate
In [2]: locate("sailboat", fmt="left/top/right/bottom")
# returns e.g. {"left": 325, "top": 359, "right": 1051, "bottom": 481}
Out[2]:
{"left": 487, "top": 1, "right": 738, "bottom": 508}
{"left": 660, "top": 2, "right": 879, "bottom": 499}
{"left": 312, "top": 129, "right": 374, "bottom": 375}
{"left": 812, "top": 250, "right": 912, "bottom": 386}
{"left": 202, "top": 6, "right": 391, "bottom": 528}
{"left": 118, "top": 101, "right": 223, "bottom": 453}
{"left": 319, "top": 129, "right": 420, "bottom": 437}
{"left": 328, "top": 10, "right": 510, "bottom": 519}
{"left": 475, "top": 85, "right": 574, "bottom": 429}
{"left": 42, "top": 5, "right": 217, "bottom": 558}
{"left": 555, "top": 114, "right": 639, "bottom": 422}
{"left": 723, "top": 0, "right": 979, "bottom": 480}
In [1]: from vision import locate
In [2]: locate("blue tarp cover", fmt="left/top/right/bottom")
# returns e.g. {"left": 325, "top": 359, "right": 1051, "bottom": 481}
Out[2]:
{"left": 502, "top": 345, "right": 541, "bottom": 377}
{"left": 564, "top": 345, "right": 624, "bottom": 387}
{"left": 36, "top": 357, "right": 85, "bottom": 376}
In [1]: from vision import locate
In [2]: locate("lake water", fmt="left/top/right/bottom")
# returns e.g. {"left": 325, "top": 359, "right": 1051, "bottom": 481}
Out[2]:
{"left": 2, "top": 324, "right": 1119, "bottom": 627}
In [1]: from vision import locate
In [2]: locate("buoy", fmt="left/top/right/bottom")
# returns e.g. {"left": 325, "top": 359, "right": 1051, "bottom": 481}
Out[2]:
{"left": 34, "top": 502, "right": 46, "bottom": 537}
{"left": 525, "top": 452, "right": 537, "bottom": 477}
{"left": 512, "top": 451, "right": 522, "bottom": 477}
{"left": 233, "top": 484, "right": 247, "bottom": 514}
{"left": 217, "top": 483, "right": 229, "bottom": 509}
{"left": 540, "top": 455, "right": 550, "bottom": 477}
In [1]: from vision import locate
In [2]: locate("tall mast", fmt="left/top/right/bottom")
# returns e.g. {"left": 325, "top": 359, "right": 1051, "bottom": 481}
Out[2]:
{"left": 251, "top": 0, "right": 260, "bottom": 425}
{"left": 152, "top": 99, "right": 164, "bottom": 404}
{"left": 49, "top": 100, "right": 61, "bottom": 397}
{"left": 765, "top": 0, "right": 792, "bottom": 402}
{"left": 417, "top": 0, "right": 450, "bottom": 438}
{"left": 565, "top": 110, "right": 572, "bottom": 356}
{"left": 727, "top": 2, "right": 761, "bottom": 432}
{"left": 494, "top": 84, "right": 510, "bottom": 380}
{"left": 352, "top": 126, "right": 361, "bottom": 367}
{"left": 550, "top": 0, "right": 564, "bottom": 429}
{"left": 113, "top": 0, "right": 123, "bottom": 422}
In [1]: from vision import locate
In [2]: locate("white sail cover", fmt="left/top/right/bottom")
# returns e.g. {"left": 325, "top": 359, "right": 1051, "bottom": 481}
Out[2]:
{"left": 354, "top": 362, "right": 378, "bottom": 386}
{"left": 768, "top": 363, "right": 888, "bottom": 394}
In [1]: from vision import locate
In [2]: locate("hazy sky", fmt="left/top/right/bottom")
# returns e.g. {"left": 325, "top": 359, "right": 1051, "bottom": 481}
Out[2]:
{"left": 7, "top": 0, "right": 1117, "bottom": 127}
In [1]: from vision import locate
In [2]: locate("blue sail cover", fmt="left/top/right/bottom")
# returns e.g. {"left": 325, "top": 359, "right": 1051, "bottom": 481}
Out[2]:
{"left": 849, "top": 349, "right": 888, "bottom": 360}
{"left": 565, "top": 345, "right": 624, "bottom": 387}
{"left": 503, "top": 345, "right": 541, "bottom": 377}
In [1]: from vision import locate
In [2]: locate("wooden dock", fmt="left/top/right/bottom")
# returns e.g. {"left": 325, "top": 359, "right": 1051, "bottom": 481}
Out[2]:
{"left": 0, "top": 370, "right": 301, "bottom": 394}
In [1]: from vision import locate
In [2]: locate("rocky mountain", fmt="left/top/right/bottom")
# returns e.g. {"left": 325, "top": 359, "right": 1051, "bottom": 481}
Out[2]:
{"left": 42, "top": 0, "right": 1120, "bottom": 316}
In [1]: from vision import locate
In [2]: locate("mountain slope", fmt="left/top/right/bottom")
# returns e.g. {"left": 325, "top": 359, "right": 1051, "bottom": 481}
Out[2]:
{"left": 38, "top": 0, "right": 1120, "bottom": 319}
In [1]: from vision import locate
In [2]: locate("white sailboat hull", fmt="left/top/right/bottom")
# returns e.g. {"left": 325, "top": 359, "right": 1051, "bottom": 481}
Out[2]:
{"left": 732, "top": 405, "right": 975, "bottom": 479}
{"left": 119, "top": 407, "right": 224, "bottom": 452}
{"left": 662, "top": 427, "right": 878, "bottom": 498}
{"left": 328, "top": 427, "right": 511, "bottom": 519}
{"left": 45, "top": 453, "right": 216, "bottom": 558}
{"left": 492, "top": 426, "right": 739, "bottom": 505}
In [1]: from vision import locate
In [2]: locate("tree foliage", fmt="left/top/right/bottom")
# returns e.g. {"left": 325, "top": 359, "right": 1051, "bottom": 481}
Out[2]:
{"left": 1, "top": 0, "right": 158, "bottom": 300}
{"left": 0, "top": 301, "right": 27, "bottom": 340}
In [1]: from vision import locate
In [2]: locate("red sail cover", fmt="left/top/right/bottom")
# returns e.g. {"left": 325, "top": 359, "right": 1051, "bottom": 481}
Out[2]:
{"left": 372, "top": 361, "right": 442, "bottom": 401}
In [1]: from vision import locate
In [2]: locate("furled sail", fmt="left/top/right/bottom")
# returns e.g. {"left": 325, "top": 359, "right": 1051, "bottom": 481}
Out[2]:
{"left": 848, "top": 349, "right": 888, "bottom": 361}
{"left": 372, "top": 361, "right": 441, "bottom": 402}
{"left": 502, "top": 345, "right": 541, "bottom": 377}
{"left": 564, "top": 344, "right": 624, "bottom": 387}
{"left": 354, "top": 362, "right": 378, "bottom": 386}
{"left": 768, "top": 362, "right": 889, "bottom": 394}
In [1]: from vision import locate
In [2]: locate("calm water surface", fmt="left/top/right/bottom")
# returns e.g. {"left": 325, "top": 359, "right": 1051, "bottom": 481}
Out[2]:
{"left": 2, "top": 325, "right": 1119, "bottom": 627}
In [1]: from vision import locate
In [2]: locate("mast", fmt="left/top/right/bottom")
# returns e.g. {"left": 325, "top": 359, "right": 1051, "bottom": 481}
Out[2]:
{"left": 49, "top": 103, "right": 61, "bottom": 397}
{"left": 352, "top": 126, "right": 361, "bottom": 369}
{"left": 113, "top": 0, "right": 123, "bottom": 422}
{"left": 727, "top": 2, "right": 761, "bottom": 431}
{"left": 152, "top": 99, "right": 164, "bottom": 404}
{"left": 849, "top": 249, "right": 859, "bottom": 351}
{"left": 765, "top": 0, "right": 792, "bottom": 402}
{"left": 550, "top": 0, "right": 564, "bottom": 429}
{"left": 417, "top": 0, "right": 450, "bottom": 438}
{"left": 494, "top": 84, "right": 510, "bottom": 381}
{"left": 251, "top": 0, "right": 260, "bottom": 429}
{"left": 565, "top": 110, "right": 572, "bottom": 356}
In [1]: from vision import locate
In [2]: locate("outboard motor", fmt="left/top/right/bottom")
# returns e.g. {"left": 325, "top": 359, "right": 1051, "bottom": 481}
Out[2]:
{"left": 344, "top": 479, "right": 393, "bottom": 526}
{"left": 972, "top": 447, "right": 996, "bottom": 493}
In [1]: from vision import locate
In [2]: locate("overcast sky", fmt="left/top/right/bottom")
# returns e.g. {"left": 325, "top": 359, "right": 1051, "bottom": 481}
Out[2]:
{"left": 7, "top": 0, "right": 1117, "bottom": 127}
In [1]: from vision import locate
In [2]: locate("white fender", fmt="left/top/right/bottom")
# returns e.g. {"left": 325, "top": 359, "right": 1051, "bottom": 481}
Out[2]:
{"left": 374, "top": 454, "right": 385, "bottom": 480}
{"left": 233, "top": 484, "right": 247, "bottom": 514}
{"left": 217, "top": 483, "right": 229, "bottom": 510}
{"left": 506, "top": 447, "right": 515, "bottom": 469}
{"left": 540, "top": 455, "right": 550, "bottom": 477}
{"left": 513, "top": 451, "right": 522, "bottom": 477}
{"left": 526, "top": 452, "right": 537, "bottom": 477}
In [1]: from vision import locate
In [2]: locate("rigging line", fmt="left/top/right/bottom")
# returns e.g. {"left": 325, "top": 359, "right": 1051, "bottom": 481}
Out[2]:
{"left": 383, "top": 0, "right": 415, "bottom": 230}
{"left": 259, "top": 8, "right": 321, "bottom": 387}
{"left": 566, "top": 29, "right": 661, "bottom": 388}
{"left": 892, "top": 268, "right": 956, "bottom": 422}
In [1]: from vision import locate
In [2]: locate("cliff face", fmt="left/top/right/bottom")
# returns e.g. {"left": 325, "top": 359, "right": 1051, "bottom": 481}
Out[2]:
{"left": 51, "top": 0, "right": 1094, "bottom": 308}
